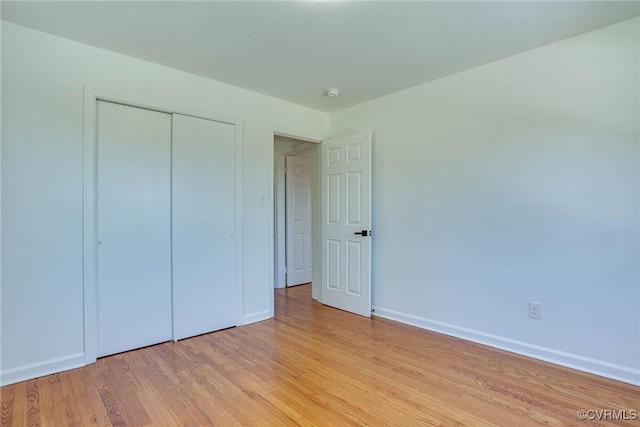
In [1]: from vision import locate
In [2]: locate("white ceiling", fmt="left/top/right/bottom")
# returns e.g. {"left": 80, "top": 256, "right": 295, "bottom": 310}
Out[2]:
{"left": 2, "top": 1, "right": 639, "bottom": 112}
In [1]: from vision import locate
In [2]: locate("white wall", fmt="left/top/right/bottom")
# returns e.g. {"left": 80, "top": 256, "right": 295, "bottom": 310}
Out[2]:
{"left": 0, "top": 22, "right": 328, "bottom": 385}
{"left": 331, "top": 18, "right": 640, "bottom": 385}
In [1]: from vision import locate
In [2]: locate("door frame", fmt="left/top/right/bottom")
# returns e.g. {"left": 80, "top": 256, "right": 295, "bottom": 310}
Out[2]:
{"left": 268, "top": 128, "right": 323, "bottom": 317}
{"left": 83, "top": 87, "right": 244, "bottom": 364}
{"left": 276, "top": 147, "right": 314, "bottom": 288}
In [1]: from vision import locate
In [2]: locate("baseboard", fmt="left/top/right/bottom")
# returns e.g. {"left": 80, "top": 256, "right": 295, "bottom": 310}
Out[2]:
{"left": 241, "top": 310, "right": 272, "bottom": 325}
{"left": 1, "top": 353, "right": 86, "bottom": 386}
{"left": 373, "top": 307, "right": 640, "bottom": 386}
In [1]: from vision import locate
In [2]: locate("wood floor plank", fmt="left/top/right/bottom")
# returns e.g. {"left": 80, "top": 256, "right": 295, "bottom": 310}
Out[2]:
{"left": 10, "top": 381, "right": 27, "bottom": 427}
{"left": 23, "top": 379, "right": 41, "bottom": 426}
{"left": 66, "top": 370, "right": 100, "bottom": 426}
{"left": 1, "top": 380, "right": 16, "bottom": 427}
{"left": 2, "top": 284, "right": 639, "bottom": 426}
{"left": 80, "top": 363, "right": 114, "bottom": 427}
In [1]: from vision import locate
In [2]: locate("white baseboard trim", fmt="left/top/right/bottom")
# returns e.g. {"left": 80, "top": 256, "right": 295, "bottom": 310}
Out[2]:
{"left": 373, "top": 307, "right": 640, "bottom": 386}
{"left": 1, "top": 353, "right": 86, "bottom": 386}
{"left": 241, "top": 310, "right": 272, "bottom": 325}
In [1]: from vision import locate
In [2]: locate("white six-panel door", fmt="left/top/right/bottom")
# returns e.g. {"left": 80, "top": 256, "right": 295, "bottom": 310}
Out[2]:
{"left": 97, "top": 101, "right": 173, "bottom": 357}
{"left": 286, "top": 154, "right": 313, "bottom": 286}
{"left": 321, "top": 132, "right": 372, "bottom": 317}
{"left": 172, "top": 114, "right": 237, "bottom": 340}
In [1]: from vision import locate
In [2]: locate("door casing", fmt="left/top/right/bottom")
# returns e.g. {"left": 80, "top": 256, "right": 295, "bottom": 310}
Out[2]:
{"left": 285, "top": 152, "right": 313, "bottom": 286}
{"left": 269, "top": 130, "right": 323, "bottom": 315}
{"left": 274, "top": 144, "right": 316, "bottom": 289}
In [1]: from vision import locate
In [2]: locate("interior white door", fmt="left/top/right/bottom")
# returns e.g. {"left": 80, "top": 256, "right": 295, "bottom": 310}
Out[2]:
{"left": 172, "top": 114, "right": 237, "bottom": 340}
{"left": 97, "top": 101, "right": 172, "bottom": 357}
{"left": 286, "top": 154, "right": 313, "bottom": 286}
{"left": 321, "top": 132, "right": 372, "bottom": 317}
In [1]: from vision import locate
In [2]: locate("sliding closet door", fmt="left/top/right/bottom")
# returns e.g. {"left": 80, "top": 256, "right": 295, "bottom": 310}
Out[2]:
{"left": 97, "top": 101, "right": 173, "bottom": 357}
{"left": 172, "top": 114, "right": 236, "bottom": 340}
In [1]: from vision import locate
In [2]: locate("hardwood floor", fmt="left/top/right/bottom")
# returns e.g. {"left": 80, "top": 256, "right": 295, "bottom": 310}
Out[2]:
{"left": 2, "top": 284, "right": 638, "bottom": 426}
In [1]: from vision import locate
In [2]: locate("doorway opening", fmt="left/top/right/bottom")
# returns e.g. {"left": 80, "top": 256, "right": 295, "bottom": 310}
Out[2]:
{"left": 274, "top": 135, "right": 318, "bottom": 297}
{"left": 269, "top": 130, "right": 372, "bottom": 319}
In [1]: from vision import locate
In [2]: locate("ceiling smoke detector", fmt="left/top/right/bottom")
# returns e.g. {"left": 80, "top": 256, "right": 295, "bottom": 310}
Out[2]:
{"left": 325, "top": 88, "right": 340, "bottom": 97}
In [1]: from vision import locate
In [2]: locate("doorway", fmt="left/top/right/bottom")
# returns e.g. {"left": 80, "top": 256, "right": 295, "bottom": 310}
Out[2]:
{"left": 273, "top": 135, "right": 318, "bottom": 294}
{"left": 269, "top": 130, "right": 372, "bottom": 319}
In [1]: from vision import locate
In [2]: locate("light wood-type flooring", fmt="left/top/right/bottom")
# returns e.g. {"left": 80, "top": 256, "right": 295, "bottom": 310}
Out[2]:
{"left": 1, "top": 284, "right": 638, "bottom": 426}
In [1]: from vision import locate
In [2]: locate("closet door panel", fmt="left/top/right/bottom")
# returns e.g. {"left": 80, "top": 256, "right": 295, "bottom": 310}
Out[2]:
{"left": 172, "top": 114, "right": 236, "bottom": 340}
{"left": 97, "top": 101, "right": 173, "bottom": 357}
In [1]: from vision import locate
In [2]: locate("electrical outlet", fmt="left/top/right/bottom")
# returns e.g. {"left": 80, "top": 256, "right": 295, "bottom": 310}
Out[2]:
{"left": 529, "top": 302, "right": 541, "bottom": 320}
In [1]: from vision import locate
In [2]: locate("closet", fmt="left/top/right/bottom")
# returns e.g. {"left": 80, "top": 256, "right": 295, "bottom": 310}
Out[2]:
{"left": 96, "top": 101, "right": 236, "bottom": 357}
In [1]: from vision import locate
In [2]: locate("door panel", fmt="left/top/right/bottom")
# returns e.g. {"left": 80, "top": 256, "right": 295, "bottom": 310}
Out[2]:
{"left": 328, "top": 174, "right": 341, "bottom": 223}
{"left": 321, "top": 132, "right": 372, "bottom": 317}
{"left": 172, "top": 114, "right": 236, "bottom": 340}
{"left": 327, "top": 239, "right": 341, "bottom": 290}
{"left": 347, "top": 172, "right": 362, "bottom": 224}
{"left": 97, "top": 101, "right": 172, "bottom": 357}
{"left": 347, "top": 241, "right": 362, "bottom": 295}
{"left": 286, "top": 154, "right": 313, "bottom": 286}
